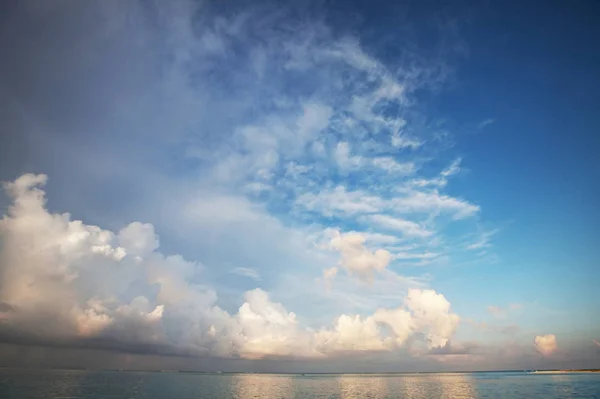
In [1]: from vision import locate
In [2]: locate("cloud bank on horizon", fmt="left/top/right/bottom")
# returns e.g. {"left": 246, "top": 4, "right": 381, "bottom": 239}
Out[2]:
{"left": 0, "top": 0, "right": 598, "bottom": 370}
{"left": 0, "top": 173, "right": 460, "bottom": 359}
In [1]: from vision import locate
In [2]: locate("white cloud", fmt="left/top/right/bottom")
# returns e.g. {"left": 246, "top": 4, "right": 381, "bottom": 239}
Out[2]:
{"left": 409, "top": 177, "right": 448, "bottom": 188}
{"left": 203, "top": 99, "right": 331, "bottom": 186}
{"left": 405, "top": 289, "right": 460, "bottom": 349}
{"left": 534, "top": 334, "right": 557, "bottom": 356}
{"left": 315, "top": 288, "right": 459, "bottom": 353}
{"left": 118, "top": 222, "right": 159, "bottom": 257}
{"left": 184, "top": 194, "right": 264, "bottom": 224}
{"left": 334, "top": 142, "right": 363, "bottom": 170}
{"left": 0, "top": 174, "right": 173, "bottom": 342}
{"left": 372, "top": 307, "right": 414, "bottom": 345}
{"left": 323, "top": 266, "right": 338, "bottom": 283}
{"left": 231, "top": 289, "right": 318, "bottom": 359}
{"left": 391, "top": 189, "right": 480, "bottom": 220}
{"left": 408, "top": 158, "right": 461, "bottom": 189}
{"left": 296, "top": 184, "right": 479, "bottom": 221}
{"left": 329, "top": 230, "right": 392, "bottom": 282}
{"left": 285, "top": 162, "right": 312, "bottom": 179}
{"left": 356, "top": 232, "right": 402, "bottom": 245}
{"left": 0, "top": 174, "right": 461, "bottom": 359}
{"left": 297, "top": 103, "right": 333, "bottom": 140}
{"left": 364, "top": 214, "right": 432, "bottom": 238}
{"left": 372, "top": 157, "right": 416, "bottom": 175}
{"left": 466, "top": 229, "right": 499, "bottom": 251}
{"left": 244, "top": 182, "right": 272, "bottom": 195}
{"left": 315, "top": 314, "right": 393, "bottom": 353}
{"left": 393, "top": 252, "right": 439, "bottom": 260}
{"left": 391, "top": 132, "right": 422, "bottom": 149}
{"left": 230, "top": 267, "right": 261, "bottom": 281}
{"left": 440, "top": 158, "right": 462, "bottom": 177}
{"left": 477, "top": 118, "right": 495, "bottom": 129}
{"left": 325, "top": 37, "right": 381, "bottom": 74}
{"left": 296, "top": 186, "right": 385, "bottom": 216}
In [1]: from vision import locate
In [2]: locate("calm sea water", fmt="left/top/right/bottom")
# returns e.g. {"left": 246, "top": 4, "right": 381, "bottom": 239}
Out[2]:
{"left": 1, "top": 369, "right": 599, "bottom": 398}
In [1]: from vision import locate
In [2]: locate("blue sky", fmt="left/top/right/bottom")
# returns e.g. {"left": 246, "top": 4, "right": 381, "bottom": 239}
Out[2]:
{"left": 0, "top": 0, "right": 598, "bottom": 371}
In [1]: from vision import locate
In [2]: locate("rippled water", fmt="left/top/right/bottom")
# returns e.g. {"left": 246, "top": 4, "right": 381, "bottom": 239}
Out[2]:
{"left": 1, "top": 369, "right": 599, "bottom": 398}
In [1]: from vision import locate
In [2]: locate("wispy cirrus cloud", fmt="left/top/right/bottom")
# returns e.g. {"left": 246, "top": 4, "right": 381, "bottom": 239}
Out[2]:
{"left": 363, "top": 214, "right": 433, "bottom": 238}
{"left": 477, "top": 118, "right": 496, "bottom": 129}
{"left": 230, "top": 267, "right": 261, "bottom": 281}
{"left": 467, "top": 229, "right": 500, "bottom": 251}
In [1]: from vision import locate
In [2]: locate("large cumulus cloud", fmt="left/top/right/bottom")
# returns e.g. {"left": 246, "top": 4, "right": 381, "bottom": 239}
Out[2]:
{"left": 0, "top": 174, "right": 461, "bottom": 359}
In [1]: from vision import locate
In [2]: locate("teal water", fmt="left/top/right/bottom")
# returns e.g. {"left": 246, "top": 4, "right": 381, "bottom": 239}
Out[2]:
{"left": 1, "top": 369, "right": 599, "bottom": 398}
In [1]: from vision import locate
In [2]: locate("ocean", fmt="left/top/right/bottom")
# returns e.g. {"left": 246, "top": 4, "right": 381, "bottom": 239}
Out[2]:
{"left": 1, "top": 369, "right": 599, "bottom": 398}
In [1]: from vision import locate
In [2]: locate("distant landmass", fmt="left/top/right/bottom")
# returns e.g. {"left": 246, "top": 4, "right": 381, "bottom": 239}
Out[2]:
{"left": 98, "top": 368, "right": 600, "bottom": 374}
{"left": 533, "top": 369, "right": 600, "bottom": 373}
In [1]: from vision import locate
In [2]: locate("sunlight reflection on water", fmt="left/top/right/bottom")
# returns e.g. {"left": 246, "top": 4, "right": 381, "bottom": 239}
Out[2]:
{"left": 227, "top": 372, "right": 479, "bottom": 398}
{"left": 338, "top": 374, "right": 390, "bottom": 398}
{"left": 230, "top": 373, "right": 296, "bottom": 398}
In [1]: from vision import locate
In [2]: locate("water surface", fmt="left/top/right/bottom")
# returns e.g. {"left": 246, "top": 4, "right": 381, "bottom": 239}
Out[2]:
{"left": 1, "top": 369, "right": 599, "bottom": 398}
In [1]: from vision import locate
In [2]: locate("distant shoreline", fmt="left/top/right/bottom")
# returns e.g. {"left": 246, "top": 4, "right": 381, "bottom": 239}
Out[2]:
{"left": 533, "top": 370, "right": 600, "bottom": 374}
{"left": 2, "top": 367, "right": 600, "bottom": 374}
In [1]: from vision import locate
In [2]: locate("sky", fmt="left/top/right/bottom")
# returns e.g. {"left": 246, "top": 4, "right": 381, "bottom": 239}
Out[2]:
{"left": 0, "top": 0, "right": 599, "bottom": 372}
